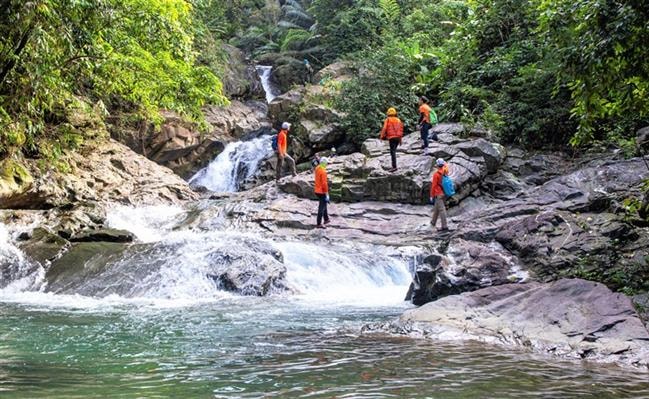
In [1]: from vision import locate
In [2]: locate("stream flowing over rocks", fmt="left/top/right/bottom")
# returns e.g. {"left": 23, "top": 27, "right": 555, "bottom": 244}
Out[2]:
{"left": 2, "top": 67, "right": 649, "bottom": 371}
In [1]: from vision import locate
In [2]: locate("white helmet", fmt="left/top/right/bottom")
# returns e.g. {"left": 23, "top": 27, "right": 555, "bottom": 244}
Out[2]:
{"left": 281, "top": 122, "right": 291, "bottom": 130}
{"left": 436, "top": 158, "right": 446, "bottom": 167}
{"left": 320, "top": 157, "right": 328, "bottom": 165}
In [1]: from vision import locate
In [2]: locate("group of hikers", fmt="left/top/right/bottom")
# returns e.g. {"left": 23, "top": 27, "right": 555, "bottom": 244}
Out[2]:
{"left": 274, "top": 96, "right": 449, "bottom": 231}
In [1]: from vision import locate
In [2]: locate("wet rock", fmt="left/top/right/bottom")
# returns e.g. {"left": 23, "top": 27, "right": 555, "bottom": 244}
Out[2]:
{"left": 220, "top": 44, "right": 264, "bottom": 100}
{"left": 268, "top": 87, "right": 305, "bottom": 123}
{"left": 19, "top": 227, "right": 69, "bottom": 265}
{"left": 407, "top": 239, "right": 529, "bottom": 305}
{"left": 42, "top": 234, "right": 289, "bottom": 298}
{"left": 45, "top": 241, "right": 130, "bottom": 294}
{"left": 70, "top": 228, "right": 134, "bottom": 243}
{"left": 386, "top": 279, "right": 649, "bottom": 368}
{"left": 271, "top": 57, "right": 309, "bottom": 92}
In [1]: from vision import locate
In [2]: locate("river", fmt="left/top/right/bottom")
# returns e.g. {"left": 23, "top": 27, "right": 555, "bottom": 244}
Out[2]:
{"left": 1, "top": 209, "right": 649, "bottom": 398}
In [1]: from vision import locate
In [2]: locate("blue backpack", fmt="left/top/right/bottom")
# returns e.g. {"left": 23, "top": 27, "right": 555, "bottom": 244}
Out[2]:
{"left": 271, "top": 135, "right": 278, "bottom": 151}
{"left": 441, "top": 174, "right": 456, "bottom": 197}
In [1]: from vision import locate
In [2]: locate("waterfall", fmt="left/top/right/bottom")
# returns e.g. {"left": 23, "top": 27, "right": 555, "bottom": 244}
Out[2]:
{"left": 188, "top": 135, "right": 272, "bottom": 192}
{"left": 256, "top": 65, "right": 280, "bottom": 103}
{"left": 0, "top": 207, "right": 411, "bottom": 307}
{"left": 0, "top": 223, "right": 43, "bottom": 294}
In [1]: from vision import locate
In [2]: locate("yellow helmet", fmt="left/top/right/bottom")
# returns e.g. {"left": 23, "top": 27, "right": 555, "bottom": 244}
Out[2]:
{"left": 387, "top": 107, "right": 397, "bottom": 116}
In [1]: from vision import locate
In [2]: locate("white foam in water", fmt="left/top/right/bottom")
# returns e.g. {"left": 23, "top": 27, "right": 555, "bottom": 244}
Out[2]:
{"left": 105, "top": 205, "right": 185, "bottom": 243}
{"left": 277, "top": 242, "right": 412, "bottom": 307}
{"left": 0, "top": 223, "right": 24, "bottom": 264}
{"left": 2, "top": 207, "right": 413, "bottom": 310}
{"left": 188, "top": 136, "right": 272, "bottom": 192}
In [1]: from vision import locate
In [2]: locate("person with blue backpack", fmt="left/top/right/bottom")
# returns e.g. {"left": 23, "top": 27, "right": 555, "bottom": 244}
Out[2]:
{"left": 430, "top": 158, "right": 454, "bottom": 231}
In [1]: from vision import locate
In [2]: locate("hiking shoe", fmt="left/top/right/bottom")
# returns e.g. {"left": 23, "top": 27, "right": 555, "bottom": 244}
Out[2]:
{"left": 324, "top": 219, "right": 331, "bottom": 225}
{"left": 389, "top": 168, "right": 397, "bottom": 172}
{"left": 316, "top": 224, "right": 326, "bottom": 229}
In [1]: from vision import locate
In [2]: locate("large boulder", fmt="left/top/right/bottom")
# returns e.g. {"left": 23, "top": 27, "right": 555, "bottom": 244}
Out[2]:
{"left": 268, "top": 87, "right": 305, "bottom": 123}
{"left": 220, "top": 44, "right": 265, "bottom": 100}
{"left": 313, "top": 61, "right": 353, "bottom": 83}
{"left": 271, "top": 57, "right": 309, "bottom": 93}
{"left": 0, "top": 139, "right": 196, "bottom": 210}
{"left": 278, "top": 131, "right": 505, "bottom": 204}
{"left": 378, "top": 279, "right": 649, "bottom": 368}
{"left": 406, "top": 239, "right": 529, "bottom": 305}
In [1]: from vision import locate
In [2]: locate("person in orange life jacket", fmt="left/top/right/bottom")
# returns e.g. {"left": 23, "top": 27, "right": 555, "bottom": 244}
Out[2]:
{"left": 275, "top": 122, "right": 297, "bottom": 181}
{"left": 314, "top": 157, "right": 330, "bottom": 229}
{"left": 430, "top": 158, "right": 449, "bottom": 231}
{"left": 418, "top": 96, "right": 435, "bottom": 149}
{"left": 379, "top": 107, "right": 404, "bottom": 172}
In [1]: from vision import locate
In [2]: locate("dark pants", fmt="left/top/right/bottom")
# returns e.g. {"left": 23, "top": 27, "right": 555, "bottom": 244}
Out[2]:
{"left": 389, "top": 138, "right": 400, "bottom": 169}
{"left": 316, "top": 193, "right": 329, "bottom": 226}
{"left": 420, "top": 122, "right": 432, "bottom": 148}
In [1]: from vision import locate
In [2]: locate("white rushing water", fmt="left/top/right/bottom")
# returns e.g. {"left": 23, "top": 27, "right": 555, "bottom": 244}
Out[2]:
{"left": 188, "top": 136, "right": 272, "bottom": 192}
{"left": 256, "top": 65, "right": 280, "bottom": 103}
{"left": 0, "top": 206, "right": 412, "bottom": 309}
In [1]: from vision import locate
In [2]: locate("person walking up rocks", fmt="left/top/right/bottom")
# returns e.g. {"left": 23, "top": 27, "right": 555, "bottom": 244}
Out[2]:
{"left": 314, "top": 157, "right": 330, "bottom": 229}
{"left": 379, "top": 107, "right": 404, "bottom": 172}
{"left": 430, "top": 158, "right": 449, "bottom": 231}
{"left": 276, "top": 122, "right": 297, "bottom": 181}
{"left": 418, "top": 96, "right": 438, "bottom": 148}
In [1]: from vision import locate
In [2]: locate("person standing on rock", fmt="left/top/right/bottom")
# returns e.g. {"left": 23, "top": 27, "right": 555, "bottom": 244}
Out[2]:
{"left": 418, "top": 96, "right": 438, "bottom": 148}
{"left": 379, "top": 107, "right": 404, "bottom": 172}
{"left": 276, "top": 122, "right": 297, "bottom": 181}
{"left": 314, "top": 157, "right": 330, "bottom": 229}
{"left": 430, "top": 158, "right": 449, "bottom": 231}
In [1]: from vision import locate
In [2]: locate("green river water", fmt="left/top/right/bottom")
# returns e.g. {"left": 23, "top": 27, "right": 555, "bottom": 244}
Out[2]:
{"left": 1, "top": 295, "right": 649, "bottom": 398}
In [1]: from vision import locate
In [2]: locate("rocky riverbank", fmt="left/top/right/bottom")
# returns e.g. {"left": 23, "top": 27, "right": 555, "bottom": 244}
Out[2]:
{"left": 1, "top": 63, "right": 648, "bottom": 369}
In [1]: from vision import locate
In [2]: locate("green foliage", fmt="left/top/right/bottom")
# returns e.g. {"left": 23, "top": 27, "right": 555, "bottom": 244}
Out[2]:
{"left": 0, "top": 0, "right": 227, "bottom": 162}
{"left": 537, "top": 0, "right": 649, "bottom": 146}
{"left": 335, "top": 43, "right": 419, "bottom": 146}
{"left": 378, "top": 0, "right": 401, "bottom": 23}
{"left": 309, "top": 0, "right": 385, "bottom": 63}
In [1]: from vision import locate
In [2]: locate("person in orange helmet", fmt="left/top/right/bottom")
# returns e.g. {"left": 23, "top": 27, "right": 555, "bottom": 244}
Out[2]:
{"left": 379, "top": 107, "right": 404, "bottom": 172}
{"left": 314, "top": 157, "right": 330, "bottom": 229}
{"left": 276, "top": 122, "right": 297, "bottom": 181}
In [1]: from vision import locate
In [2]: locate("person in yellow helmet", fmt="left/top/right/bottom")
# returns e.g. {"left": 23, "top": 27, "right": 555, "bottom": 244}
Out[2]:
{"left": 379, "top": 107, "right": 404, "bottom": 172}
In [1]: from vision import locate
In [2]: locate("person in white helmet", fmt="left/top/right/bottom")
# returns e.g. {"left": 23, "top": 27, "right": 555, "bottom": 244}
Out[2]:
{"left": 276, "top": 122, "right": 297, "bottom": 181}
{"left": 430, "top": 158, "right": 449, "bottom": 231}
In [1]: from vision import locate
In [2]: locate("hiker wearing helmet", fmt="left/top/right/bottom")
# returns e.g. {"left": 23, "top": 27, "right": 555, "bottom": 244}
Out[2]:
{"left": 418, "top": 96, "right": 438, "bottom": 149}
{"left": 276, "top": 122, "right": 297, "bottom": 181}
{"left": 379, "top": 107, "right": 404, "bottom": 172}
{"left": 314, "top": 157, "right": 330, "bottom": 228}
{"left": 430, "top": 158, "right": 449, "bottom": 231}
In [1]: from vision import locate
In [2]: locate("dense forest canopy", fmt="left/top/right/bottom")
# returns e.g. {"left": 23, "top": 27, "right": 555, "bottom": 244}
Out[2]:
{"left": 1, "top": 0, "right": 648, "bottom": 163}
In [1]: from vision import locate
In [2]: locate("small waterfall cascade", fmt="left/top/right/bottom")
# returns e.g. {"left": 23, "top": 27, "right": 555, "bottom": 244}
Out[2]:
{"left": 0, "top": 207, "right": 412, "bottom": 307}
{"left": 188, "top": 135, "right": 272, "bottom": 192}
{"left": 0, "top": 223, "right": 44, "bottom": 294}
{"left": 256, "top": 65, "right": 280, "bottom": 103}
